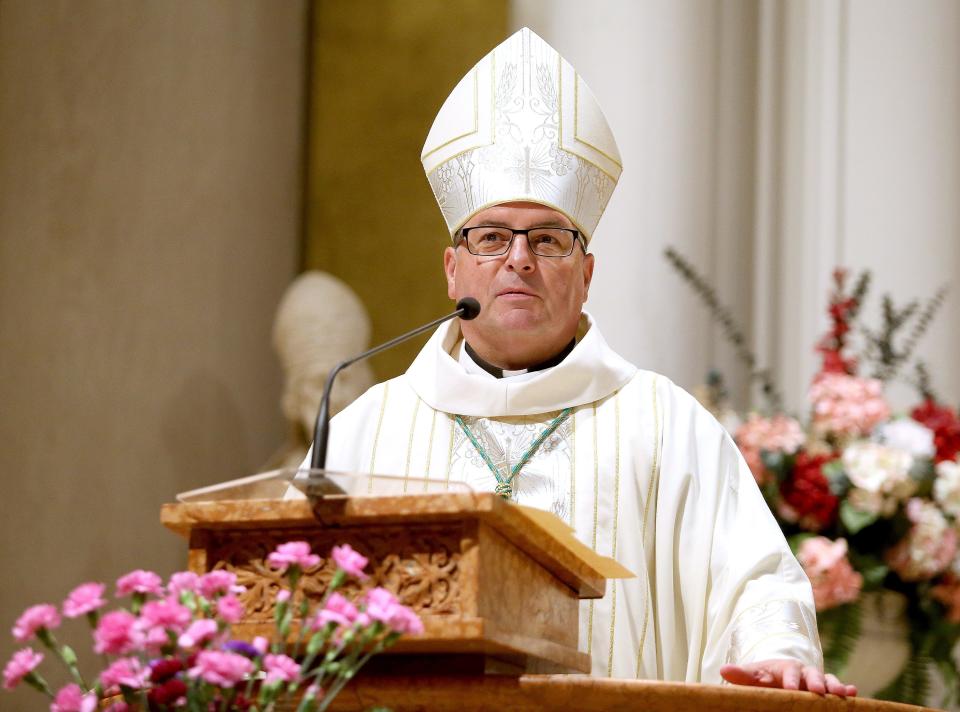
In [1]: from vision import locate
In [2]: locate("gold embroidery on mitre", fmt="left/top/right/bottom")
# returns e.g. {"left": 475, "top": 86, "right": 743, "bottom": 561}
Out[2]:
{"left": 421, "top": 27, "right": 622, "bottom": 242}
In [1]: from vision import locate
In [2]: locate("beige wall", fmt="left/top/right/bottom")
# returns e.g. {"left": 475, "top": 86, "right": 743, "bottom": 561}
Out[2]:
{"left": 0, "top": 2, "right": 305, "bottom": 706}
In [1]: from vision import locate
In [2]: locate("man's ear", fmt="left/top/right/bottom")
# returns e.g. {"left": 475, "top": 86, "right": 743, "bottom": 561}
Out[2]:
{"left": 582, "top": 252, "right": 595, "bottom": 300}
{"left": 443, "top": 246, "right": 457, "bottom": 300}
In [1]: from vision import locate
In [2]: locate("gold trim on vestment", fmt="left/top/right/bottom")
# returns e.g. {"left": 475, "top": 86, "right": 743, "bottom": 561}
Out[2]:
{"left": 607, "top": 390, "right": 622, "bottom": 676}
{"left": 637, "top": 376, "right": 661, "bottom": 677}
{"left": 423, "top": 408, "right": 438, "bottom": 488}
{"left": 587, "top": 402, "right": 600, "bottom": 657}
{"left": 402, "top": 397, "right": 421, "bottom": 493}
{"left": 444, "top": 413, "right": 456, "bottom": 489}
{"left": 569, "top": 406, "right": 577, "bottom": 528}
{"left": 368, "top": 382, "right": 390, "bottom": 493}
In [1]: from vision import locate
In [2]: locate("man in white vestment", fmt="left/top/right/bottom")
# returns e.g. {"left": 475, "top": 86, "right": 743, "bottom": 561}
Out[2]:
{"left": 303, "top": 28, "right": 855, "bottom": 697}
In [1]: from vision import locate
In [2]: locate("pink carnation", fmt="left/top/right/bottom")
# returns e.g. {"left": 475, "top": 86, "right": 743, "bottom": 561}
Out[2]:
{"left": 797, "top": 537, "right": 863, "bottom": 610}
{"left": 116, "top": 570, "right": 163, "bottom": 597}
{"left": 267, "top": 541, "right": 321, "bottom": 573}
{"left": 216, "top": 595, "right": 245, "bottom": 624}
{"left": 885, "top": 498, "right": 958, "bottom": 581}
{"left": 100, "top": 657, "right": 148, "bottom": 690}
{"left": 94, "top": 610, "right": 143, "bottom": 655}
{"left": 2, "top": 648, "right": 43, "bottom": 689}
{"left": 314, "top": 592, "right": 358, "bottom": 629}
{"left": 12, "top": 603, "right": 61, "bottom": 642}
{"left": 332, "top": 544, "right": 370, "bottom": 581}
{"left": 51, "top": 682, "right": 97, "bottom": 712}
{"left": 363, "top": 587, "right": 423, "bottom": 635}
{"left": 177, "top": 618, "right": 219, "bottom": 649}
{"left": 252, "top": 636, "right": 269, "bottom": 655}
{"left": 167, "top": 572, "right": 200, "bottom": 597}
{"left": 139, "top": 599, "right": 192, "bottom": 633}
{"left": 198, "top": 570, "right": 243, "bottom": 599}
{"left": 276, "top": 589, "right": 291, "bottom": 604}
{"left": 263, "top": 653, "right": 300, "bottom": 685}
{"left": 62, "top": 583, "right": 107, "bottom": 619}
{"left": 735, "top": 414, "right": 806, "bottom": 485}
{"left": 187, "top": 650, "right": 254, "bottom": 688}
{"left": 808, "top": 373, "right": 890, "bottom": 439}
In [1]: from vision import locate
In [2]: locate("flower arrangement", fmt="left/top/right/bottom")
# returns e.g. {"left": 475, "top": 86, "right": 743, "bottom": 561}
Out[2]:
{"left": 668, "top": 250, "right": 959, "bottom": 707}
{"left": 4, "top": 541, "right": 422, "bottom": 711}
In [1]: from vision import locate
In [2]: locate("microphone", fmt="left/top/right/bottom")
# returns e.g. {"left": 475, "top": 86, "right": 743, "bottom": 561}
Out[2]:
{"left": 309, "top": 297, "right": 481, "bottom": 471}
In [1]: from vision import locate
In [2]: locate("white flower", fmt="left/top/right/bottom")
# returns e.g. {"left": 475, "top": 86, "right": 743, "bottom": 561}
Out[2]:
{"left": 875, "top": 418, "right": 935, "bottom": 459}
{"left": 935, "top": 459, "right": 960, "bottom": 518}
{"left": 843, "top": 441, "right": 915, "bottom": 516}
{"left": 843, "top": 441, "right": 913, "bottom": 493}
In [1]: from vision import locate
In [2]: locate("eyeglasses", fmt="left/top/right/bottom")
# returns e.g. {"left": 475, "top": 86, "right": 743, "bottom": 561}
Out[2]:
{"left": 457, "top": 226, "right": 585, "bottom": 257}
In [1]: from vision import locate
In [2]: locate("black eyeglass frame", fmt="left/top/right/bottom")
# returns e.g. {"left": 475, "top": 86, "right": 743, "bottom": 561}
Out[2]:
{"left": 455, "top": 226, "right": 587, "bottom": 257}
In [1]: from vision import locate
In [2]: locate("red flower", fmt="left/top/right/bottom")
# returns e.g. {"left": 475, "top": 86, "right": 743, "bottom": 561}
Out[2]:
{"left": 780, "top": 452, "right": 840, "bottom": 530}
{"left": 147, "top": 677, "right": 187, "bottom": 706}
{"left": 911, "top": 399, "right": 960, "bottom": 464}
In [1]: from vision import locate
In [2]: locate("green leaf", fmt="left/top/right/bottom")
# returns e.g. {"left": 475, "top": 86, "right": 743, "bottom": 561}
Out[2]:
{"left": 822, "top": 460, "right": 850, "bottom": 496}
{"left": 818, "top": 602, "right": 862, "bottom": 676}
{"left": 848, "top": 551, "right": 889, "bottom": 589}
{"left": 787, "top": 533, "right": 816, "bottom": 557}
{"left": 840, "top": 500, "right": 878, "bottom": 534}
{"left": 876, "top": 652, "right": 932, "bottom": 706}
{"left": 60, "top": 644, "right": 77, "bottom": 666}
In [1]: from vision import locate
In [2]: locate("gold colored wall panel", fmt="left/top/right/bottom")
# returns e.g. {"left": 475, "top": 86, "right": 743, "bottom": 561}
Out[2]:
{"left": 305, "top": 0, "right": 508, "bottom": 379}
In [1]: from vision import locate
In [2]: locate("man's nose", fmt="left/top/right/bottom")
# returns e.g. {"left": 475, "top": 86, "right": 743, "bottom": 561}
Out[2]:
{"left": 504, "top": 235, "right": 536, "bottom": 272}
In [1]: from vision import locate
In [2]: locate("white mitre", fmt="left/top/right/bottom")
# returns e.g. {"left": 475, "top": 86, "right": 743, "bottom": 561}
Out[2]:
{"left": 421, "top": 27, "right": 622, "bottom": 242}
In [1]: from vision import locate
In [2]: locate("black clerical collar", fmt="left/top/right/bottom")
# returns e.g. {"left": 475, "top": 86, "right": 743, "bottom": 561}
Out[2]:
{"left": 464, "top": 339, "right": 576, "bottom": 379}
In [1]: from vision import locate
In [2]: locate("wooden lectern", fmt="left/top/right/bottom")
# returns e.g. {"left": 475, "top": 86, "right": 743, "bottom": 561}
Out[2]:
{"left": 162, "top": 493, "right": 927, "bottom": 712}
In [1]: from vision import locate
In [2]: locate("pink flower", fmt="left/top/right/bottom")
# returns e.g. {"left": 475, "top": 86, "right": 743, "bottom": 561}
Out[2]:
{"left": 93, "top": 610, "right": 143, "bottom": 655}
{"left": 276, "top": 589, "right": 291, "bottom": 604}
{"left": 62, "top": 583, "right": 107, "bottom": 619}
{"left": 797, "top": 537, "right": 863, "bottom": 610}
{"left": 263, "top": 654, "right": 300, "bottom": 684}
{"left": 12, "top": 604, "right": 61, "bottom": 642}
{"left": 116, "top": 570, "right": 163, "bottom": 597}
{"left": 808, "top": 373, "right": 890, "bottom": 439}
{"left": 167, "top": 572, "right": 200, "bottom": 597}
{"left": 3, "top": 648, "right": 43, "bottom": 689}
{"left": 177, "top": 619, "right": 219, "bottom": 648}
{"left": 886, "top": 498, "right": 958, "bottom": 581}
{"left": 363, "top": 588, "right": 423, "bottom": 634}
{"left": 314, "top": 592, "right": 358, "bottom": 629}
{"left": 252, "top": 636, "right": 269, "bottom": 655}
{"left": 51, "top": 682, "right": 97, "bottom": 712}
{"left": 187, "top": 650, "right": 254, "bottom": 688}
{"left": 305, "top": 683, "right": 324, "bottom": 699}
{"left": 331, "top": 544, "right": 370, "bottom": 581}
{"left": 735, "top": 414, "right": 806, "bottom": 485}
{"left": 100, "top": 657, "right": 148, "bottom": 690}
{"left": 139, "top": 599, "right": 192, "bottom": 633}
{"left": 267, "top": 541, "right": 321, "bottom": 573}
{"left": 198, "top": 570, "right": 243, "bottom": 599}
{"left": 216, "top": 595, "right": 245, "bottom": 624}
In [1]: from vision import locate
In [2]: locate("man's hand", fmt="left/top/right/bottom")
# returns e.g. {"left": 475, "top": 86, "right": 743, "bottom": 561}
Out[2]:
{"left": 720, "top": 660, "right": 857, "bottom": 697}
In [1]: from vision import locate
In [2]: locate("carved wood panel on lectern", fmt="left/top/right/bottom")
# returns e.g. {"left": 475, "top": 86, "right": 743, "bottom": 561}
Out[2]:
{"left": 202, "top": 524, "right": 467, "bottom": 621}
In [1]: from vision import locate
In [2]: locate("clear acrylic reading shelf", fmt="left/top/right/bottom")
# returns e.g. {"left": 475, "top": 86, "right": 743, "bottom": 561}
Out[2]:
{"left": 175, "top": 468, "right": 473, "bottom": 503}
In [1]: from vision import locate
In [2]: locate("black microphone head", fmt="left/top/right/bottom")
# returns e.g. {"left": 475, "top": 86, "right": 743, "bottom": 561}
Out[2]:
{"left": 456, "top": 297, "right": 481, "bottom": 321}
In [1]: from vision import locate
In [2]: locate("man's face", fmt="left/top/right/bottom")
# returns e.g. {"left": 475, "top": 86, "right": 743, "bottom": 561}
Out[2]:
{"left": 443, "top": 202, "right": 594, "bottom": 368}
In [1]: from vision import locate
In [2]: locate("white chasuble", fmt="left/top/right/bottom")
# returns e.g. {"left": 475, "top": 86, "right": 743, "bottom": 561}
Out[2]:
{"left": 302, "top": 313, "right": 823, "bottom": 683}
